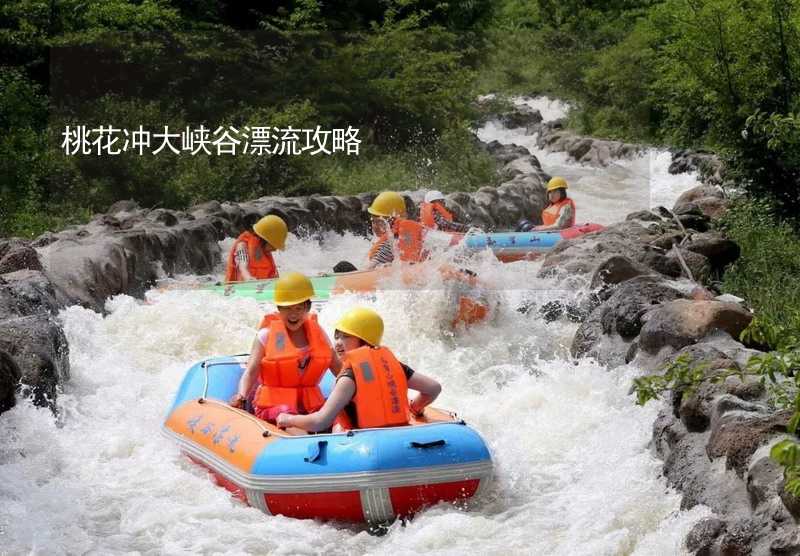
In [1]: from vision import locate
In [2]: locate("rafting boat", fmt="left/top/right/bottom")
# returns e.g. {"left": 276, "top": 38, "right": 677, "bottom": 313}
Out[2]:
{"left": 163, "top": 355, "right": 493, "bottom": 524}
{"left": 454, "top": 223, "right": 605, "bottom": 262}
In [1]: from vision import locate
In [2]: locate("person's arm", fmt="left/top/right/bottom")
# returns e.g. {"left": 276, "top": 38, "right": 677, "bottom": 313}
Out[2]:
{"left": 433, "top": 210, "right": 470, "bottom": 233}
{"left": 230, "top": 335, "right": 264, "bottom": 407}
{"left": 407, "top": 372, "right": 441, "bottom": 416}
{"left": 367, "top": 239, "right": 394, "bottom": 269}
{"left": 277, "top": 376, "right": 356, "bottom": 432}
{"left": 235, "top": 243, "right": 254, "bottom": 281}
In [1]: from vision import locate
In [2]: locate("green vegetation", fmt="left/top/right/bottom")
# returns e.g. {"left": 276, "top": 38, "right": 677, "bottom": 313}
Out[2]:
{"left": 0, "top": 0, "right": 499, "bottom": 237}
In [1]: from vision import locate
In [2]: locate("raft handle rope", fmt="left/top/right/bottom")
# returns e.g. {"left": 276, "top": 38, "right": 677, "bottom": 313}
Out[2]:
{"left": 199, "top": 357, "right": 249, "bottom": 401}
{"left": 195, "top": 357, "right": 276, "bottom": 438}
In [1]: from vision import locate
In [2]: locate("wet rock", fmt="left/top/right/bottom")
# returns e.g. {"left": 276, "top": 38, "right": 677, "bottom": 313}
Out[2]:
{"left": 0, "top": 313, "right": 69, "bottom": 409}
{"left": 675, "top": 185, "right": 729, "bottom": 219}
{"left": 770, "top": 527, "right": 800, "bottom": 554}
{"left": 0, "top": 351, "right": 21, "bottom": 412}
{"left": 747, "top": 453, "right": 784, "bottom": 509}
{"left": 499, "top": 105, "right": 543, "bottom": 129}
{"left": 707, "top": 408, "right": 792, "bottom": 476}
{"left": 589, "top": 255, "right": 656, "bottom": 290}
{"left": 637, "top": 300, "right": 753, "bottom": 358}
{"left": 0, "top": 240, "right": 43, "bottom": 274}
{"left": 626, "top": 210, "right": 664, "bottom": 222}
{"left": 667, "top": 248, "right": 711, "bottom": 281}
{"left": 107, "top": 199, "right": 141, "bottom": 214}
{"left": 149, "top": 208, "right": 179, "bottom": 227}
{"left": 686, "top": 517, "right": 725, "bottom": 554}
{"left": 571, "top": 277, "right": 685, "bottom": 363}
{"left": 718, "top": 519, "right": 754, "bottom": 556}
{"left": 540, "top": 221, "right": 678, "bottom": 278}
{"left": 685, "top": 232, "right": 741, "bottom": 271}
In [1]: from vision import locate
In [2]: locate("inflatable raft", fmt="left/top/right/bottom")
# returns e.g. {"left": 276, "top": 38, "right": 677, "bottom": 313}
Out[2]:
{"left": 163, "top": 355, "right": 493, "bottom": 524}
{"left": 457, "top": 223, "right": 605, "bottom": 262}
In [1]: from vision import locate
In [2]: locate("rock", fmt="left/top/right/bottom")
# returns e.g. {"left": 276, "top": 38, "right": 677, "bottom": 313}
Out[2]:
{"left": 685, "top": 232, "right": 741, "bottom": 271}
{"left": 0, "top": 351, "right": 21, "bottom": 412}
{"left": 0, "top": 240, "right": 43, "bottom": 274}
{"left": 626, "top": 210, "right": 664, "bottom": 222}
{"left": 0, "top": 313, "right": 70, "bottom": 409}
{"left": 149, "top": 208, "right": 179, "bottom": 227}
{"left": 674, "top": 185, "right": 729, "bottom": 219}
{"left": 667, "top": 248, "right": 711, "bottom": 281}
{"left": 747, "top": 453, "right": 784, "bottom": 509}
{"left": 686, "top": 517, "right": 725, "bottom": 554}
{"left": 500, "top": 105, "right": 543, "bottom": 129}
{"left": 107, "top": 199, "right": 140, "bottom": 214}
{"left": 718, "top": 519, "right": 753, "bottom": 556}
{"left": 707, "top": 408, "right": 792, "bottom": 476}
{"left": 770, "top": 527, "right": 800, "bottom": 554}
{"left": 571, "top": 277, "right": 685, "bottom": 363}
{"left": 637, "top": 300, "right": 753, "bottom": 358}
{"left": 589, "top": 255, "right": 655, "bottom": 290}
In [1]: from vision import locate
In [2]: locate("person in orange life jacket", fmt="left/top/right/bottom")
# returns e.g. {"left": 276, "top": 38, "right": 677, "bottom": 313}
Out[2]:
{"left": 365, "top": 191, "right": 427, "bottom": 268}
{"left": 224, "top": 214, "right": 288, "bottom": 283}
{"left": 230, "top": 272, "right": 341, "bottom": 424}
{"left": 276, "top": 307, "right": 441, "bottom": 433}
{"left": 419, "top": 190, "right": 470, "bottom": 233}
{"left": 533, "top": 176, "right": 576, "bottom": 231}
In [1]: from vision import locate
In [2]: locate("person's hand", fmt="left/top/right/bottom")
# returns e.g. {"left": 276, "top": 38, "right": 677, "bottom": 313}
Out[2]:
{"left": 229, "top": 393, "right": 246, "bottom": 408}
{"left": 276, "top": 413, "right": 293, "bottom": 428}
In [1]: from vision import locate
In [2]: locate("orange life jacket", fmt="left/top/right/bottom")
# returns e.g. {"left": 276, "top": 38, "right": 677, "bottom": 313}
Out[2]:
{"left": 225, "top": 231, "right": 278, "bottom": 283}
{"left": 343, "top": 345, "right": 410, "bottom": 429}
{"left": 419, "top": 202, "right": 455, "bottom": 230}
{"left": 541, "top": 198, "right": 576, "bottom": 228}
{"left": 394, "top": 218, "right": 427, "bottom": 263}
{"left": 254, "top": 313, "right": 331, "bottom": 414}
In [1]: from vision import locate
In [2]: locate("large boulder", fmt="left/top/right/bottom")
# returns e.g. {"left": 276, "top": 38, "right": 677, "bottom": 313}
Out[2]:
{"left": 674, "top": 185, "right": 728, "bottom": 219}
{"left": 571, "top": 277, "right": 686, "bottom": 364}
{"left": 637, "top": 299, "right": 753, "bottom": 359}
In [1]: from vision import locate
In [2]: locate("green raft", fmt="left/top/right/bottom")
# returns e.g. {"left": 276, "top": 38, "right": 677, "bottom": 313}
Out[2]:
{"left": 204, "top": 274, "right": 339, "bottom": 303}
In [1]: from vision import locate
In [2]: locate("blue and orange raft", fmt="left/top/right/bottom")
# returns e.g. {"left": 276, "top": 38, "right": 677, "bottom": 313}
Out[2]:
{"left": 163, "top": 356, "right": 493, "bottom": 523}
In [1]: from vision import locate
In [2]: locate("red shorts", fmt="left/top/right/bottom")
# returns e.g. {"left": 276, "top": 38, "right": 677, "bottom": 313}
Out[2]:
{"left": 253, "top": 404, "right": 295, "bottom": 423}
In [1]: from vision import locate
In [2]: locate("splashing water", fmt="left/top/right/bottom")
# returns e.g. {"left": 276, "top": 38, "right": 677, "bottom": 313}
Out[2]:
{"left": 0, "top": 98, "right": 711, "bottom": 555}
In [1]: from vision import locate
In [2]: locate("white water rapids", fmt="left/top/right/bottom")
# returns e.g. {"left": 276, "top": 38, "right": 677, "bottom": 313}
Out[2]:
{"left": 1, "top": 98, "right": 712, "bottom": 555}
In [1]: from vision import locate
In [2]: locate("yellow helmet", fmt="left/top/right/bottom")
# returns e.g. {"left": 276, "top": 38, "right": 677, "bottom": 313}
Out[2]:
{"left": 253, "top": 215, "right": 288, "bottom": 250}
{"left": 546, "top": 176, "right": 568, "bottom": 192}
{"left": 335, "top": 307, "right": 384, "bottom": 346}
{"left": 274, "top": 272, "right": 314, "bottom": 306}
{"left": 367, "top": 192, "right": 407, "bottom": 218}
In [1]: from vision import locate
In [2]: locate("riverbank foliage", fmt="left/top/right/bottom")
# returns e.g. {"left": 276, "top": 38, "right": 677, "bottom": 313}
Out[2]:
{"left": 1, "top": 0, "right": 499, "bottom": 237}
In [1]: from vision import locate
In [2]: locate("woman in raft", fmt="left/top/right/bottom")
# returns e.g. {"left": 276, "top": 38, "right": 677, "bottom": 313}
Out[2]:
{"left": 276, "top": 307, "right": 442, "bottom": 432}
{"left": 230, "top": 272, "right": 340, "bottom": 423}
{"left": 517, "top": 176, "right": 576, "bottom": 232}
